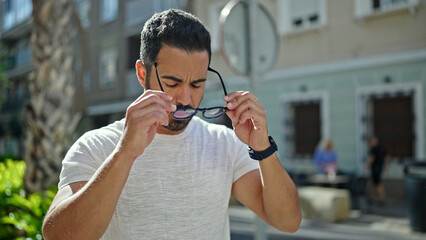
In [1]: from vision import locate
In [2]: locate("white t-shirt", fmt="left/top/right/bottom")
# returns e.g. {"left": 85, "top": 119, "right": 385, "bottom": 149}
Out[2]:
{"left": 59, "top": 116, "right": 259, "bottom": 240}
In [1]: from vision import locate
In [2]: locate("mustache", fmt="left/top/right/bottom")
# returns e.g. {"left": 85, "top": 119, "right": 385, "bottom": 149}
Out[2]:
{"left": 175, "top": 105, "right": 194, "bottom": 111}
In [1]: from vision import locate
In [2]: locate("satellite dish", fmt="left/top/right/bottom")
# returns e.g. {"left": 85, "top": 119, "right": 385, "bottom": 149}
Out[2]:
{"left": 219, "top": 0, "right": 278, "bottom": 76}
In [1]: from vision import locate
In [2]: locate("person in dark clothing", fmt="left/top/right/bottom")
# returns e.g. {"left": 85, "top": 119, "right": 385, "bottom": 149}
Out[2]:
{"left": 365, "top": 136, "right": 390, "bottom": 205}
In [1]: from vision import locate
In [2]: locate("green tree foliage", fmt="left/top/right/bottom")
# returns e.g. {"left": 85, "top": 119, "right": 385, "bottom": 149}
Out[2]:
{"left": 0, "top": 159, "right": 57, "bottom": 239}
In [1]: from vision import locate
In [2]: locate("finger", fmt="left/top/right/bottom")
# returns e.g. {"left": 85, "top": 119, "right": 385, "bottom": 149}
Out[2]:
{"left": 238, "top": 108, "right": 267, "bottom": 130}
{"left": 140, "top": 94, "right": 176, "bottom": 112}
{"left": 142, "top": 111, "right": 171, "bottom": 128}
{"left": 127, "top": 104, "right": 170, "bottom": 126}
{"left": 127, "top": 111, "right": 169, "bottom": 132}
{"left": 225, "top": 109, "right": 235, "bottom": 123}
{"left": 126, "top": 100, "right": 170, "bottom": 128}
{"left": 226, "top": 91, "right": 262, "bottom": 111}
{"left": 232, "top": 99, "right": 265, "bottom": 123}
{"left": 224, "top": 91, "right": 245, "bottom": 103}
{"left": 132, "top": 90, "right": 174, "bottom": 111}
{"left": 128, "top": 93, "right": 176, "bottom": 115}
{"left": 126, "top": 111, "right": 166, "bottom": 135}
{"left": 224, "top": 91, "right": 258, "bottom": 104}
{"left": 133, "top": 89, "right": 172, "bottom": 105}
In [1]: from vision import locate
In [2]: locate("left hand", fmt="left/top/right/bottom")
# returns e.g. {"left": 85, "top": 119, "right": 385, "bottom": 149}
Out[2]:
{"left": 224, "top": 91, "right": 270, "bottom": 151}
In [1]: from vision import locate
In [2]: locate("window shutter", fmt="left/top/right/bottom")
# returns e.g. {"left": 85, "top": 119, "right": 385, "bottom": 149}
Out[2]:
{"left": 277, "top": 0, "right": 292, "bottom": 35}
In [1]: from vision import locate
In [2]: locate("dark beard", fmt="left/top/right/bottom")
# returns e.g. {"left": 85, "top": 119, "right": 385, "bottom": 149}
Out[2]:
{"left": 164, "top": 117, "right": 192, "bottom": 132}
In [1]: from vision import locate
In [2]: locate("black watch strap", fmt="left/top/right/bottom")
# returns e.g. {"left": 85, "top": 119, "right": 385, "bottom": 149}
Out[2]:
{"left": 248, "top": 136, "right": 278, "bottom": 161}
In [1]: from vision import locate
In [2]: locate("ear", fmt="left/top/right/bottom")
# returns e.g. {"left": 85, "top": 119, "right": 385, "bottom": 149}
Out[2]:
{"left": 136, "top": 60, "right": 147, "bottom": 88}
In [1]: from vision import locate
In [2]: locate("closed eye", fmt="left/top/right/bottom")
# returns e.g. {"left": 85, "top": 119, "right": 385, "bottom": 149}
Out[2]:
{"left": 191, "top": 79, "right": 206, "bottom": 89}
{"left": 191, "top": 83, "right": 202, "bottom": 89}
{"left": 165, "top": 83, "right": 179, "bottom": 88}
{"left": 162, "top": 75, "right": 182, "bottom": 88}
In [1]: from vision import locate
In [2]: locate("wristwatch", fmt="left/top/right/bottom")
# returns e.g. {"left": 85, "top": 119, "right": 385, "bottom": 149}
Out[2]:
{"left": 248, "top": 136, "right": 278, "bottom": 161}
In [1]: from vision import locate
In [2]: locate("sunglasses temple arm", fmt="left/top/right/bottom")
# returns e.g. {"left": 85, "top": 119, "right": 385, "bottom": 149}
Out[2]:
{"left": 154, "top": 62, "right": 164, "bottom": 92}
{"left": 208, "top": 67, "right": 228, "bottom": 96}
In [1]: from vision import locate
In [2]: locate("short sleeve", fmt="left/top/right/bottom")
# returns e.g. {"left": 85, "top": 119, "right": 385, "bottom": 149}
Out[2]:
{"left": 232, "top": 139, "right": 259, "bottom": 183}
{"left": 58, "top": 133, "right": 104, "bottom": 189}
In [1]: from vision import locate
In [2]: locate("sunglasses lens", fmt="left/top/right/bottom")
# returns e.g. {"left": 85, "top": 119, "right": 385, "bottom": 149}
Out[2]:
{"left": 173, "top": 108, "right": 196, "bottom": 119}
{"left": 203, "top": 108, "right": 226, "bottom": 119}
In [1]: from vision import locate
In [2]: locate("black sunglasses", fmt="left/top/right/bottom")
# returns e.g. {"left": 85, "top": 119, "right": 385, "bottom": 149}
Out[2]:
{"left": 154, "top": 63, "right": 229, "bottom": 119}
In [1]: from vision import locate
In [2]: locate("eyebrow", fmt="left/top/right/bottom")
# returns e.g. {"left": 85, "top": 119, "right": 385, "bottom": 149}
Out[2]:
{"left": 161, "top": 75, "right": 207, "bottom": 84}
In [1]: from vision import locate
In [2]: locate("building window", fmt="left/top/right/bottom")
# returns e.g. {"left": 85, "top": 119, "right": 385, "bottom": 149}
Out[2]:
{"left": 281, "top": 92, "right": 329, "bottom": 159}
{"left": 371, "top": 95, "right": 414, "bottom": 158}
{"left": 16, "top": 0, "right": 31, "bottom": 23}
{"left": 2, "top": 0, "right": 11, "bottom": 12}
{"left": 292, "top": 102, "right": 321, "bottom": 156}
{"left": 372, "top": 0, "right": 409, "bottom": 11}
{"left": 277, "top": 0, "right": 327, "bottom": 36}
{"left": 99, "top": 49, "right": 118, "bottom": 88}
{"left": 2, "top": 0, "right": 14, "bottom": 30}
{"left": 75, "top": 0, "right": 91, "bottom": 28}
{"left": 125, "top": 0, "right": 154, "bottom": 27}
{"left": 100, "top": 0, "right": 118, "bottom": 23}
{"left": 356, "top": 83, "right": 424, "bottom": 167}
{"left": 355, "top": 0, "right": 419, "bottom": 18}
{"left": 2, "top": 0, "right": 32, "bottom": 30}
{"left": 16, "top": 38, "right": 30, "bottom": 67}
{"left": 127, "top": 35, "right": 140, "bottom": 70}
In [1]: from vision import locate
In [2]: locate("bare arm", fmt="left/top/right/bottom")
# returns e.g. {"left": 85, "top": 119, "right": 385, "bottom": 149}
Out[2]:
{"left": 232, "top": 154, "right": 301, "bottom": 232}
{"left": 225, "top": 91, "right": 301, "bottom": 233}
{"left": 43, "top": 151, "right": 134, "bottom": 240}
{"left": 42, "top": 90, "right": 176, "bottom": 240}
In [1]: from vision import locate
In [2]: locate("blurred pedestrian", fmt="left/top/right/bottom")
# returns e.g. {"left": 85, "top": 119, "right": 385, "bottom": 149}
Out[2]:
{"left": 313, "top": 139, "right": 338, "bottom": 175}
{"left": 365, "top": 136, "right": 390, "bottom": 205}
{"left": 42, "top": 9, "right": 301, "bottom": 239}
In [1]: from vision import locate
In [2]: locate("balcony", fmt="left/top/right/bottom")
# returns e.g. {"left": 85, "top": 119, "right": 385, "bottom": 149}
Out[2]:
{"left": 3, "top": 47, "right": 31, "bottom": 78}
{"left": 0, "top": 20, "right": 31, "bottom": 41}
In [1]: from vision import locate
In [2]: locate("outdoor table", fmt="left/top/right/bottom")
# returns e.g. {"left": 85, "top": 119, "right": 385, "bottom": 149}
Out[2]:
{"left": 308, "top": 174, "right": 350, "bottom": 187}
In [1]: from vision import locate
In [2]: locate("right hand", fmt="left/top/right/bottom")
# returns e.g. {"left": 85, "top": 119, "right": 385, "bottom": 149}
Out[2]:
{"left": 118, "top": 90, "right": 176, "bottom": 160}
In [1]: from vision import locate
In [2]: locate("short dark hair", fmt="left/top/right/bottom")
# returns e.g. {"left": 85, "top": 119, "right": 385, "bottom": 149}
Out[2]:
{"left": 140, "top": 9, "right": 211, "bottom": 87}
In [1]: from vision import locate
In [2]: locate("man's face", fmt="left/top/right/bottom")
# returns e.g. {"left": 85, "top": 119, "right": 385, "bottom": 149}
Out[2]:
{"left": 147, "top": 45, "right": 209, "bottom": 133}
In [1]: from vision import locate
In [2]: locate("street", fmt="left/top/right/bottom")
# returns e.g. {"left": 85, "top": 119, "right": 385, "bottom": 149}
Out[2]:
{"left": 229, "top": 206, "right": 426, "bottom": 240}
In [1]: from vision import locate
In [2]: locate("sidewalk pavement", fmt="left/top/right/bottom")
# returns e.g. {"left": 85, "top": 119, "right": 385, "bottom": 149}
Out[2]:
{"left": 229, "top": 204, "right": 426, "bottom": 240}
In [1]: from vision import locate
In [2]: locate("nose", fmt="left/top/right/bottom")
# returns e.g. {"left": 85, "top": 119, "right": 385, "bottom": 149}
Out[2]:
{"left": 175, "top": 85, "right": 191, "bottom": 106}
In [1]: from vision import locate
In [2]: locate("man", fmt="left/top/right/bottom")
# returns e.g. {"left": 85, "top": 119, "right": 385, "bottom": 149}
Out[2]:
{"left": 42, "top": 9, "right": 301, "bottom": 239}
{"left": 365, "top": 136, "right": 390, "bottom": 205}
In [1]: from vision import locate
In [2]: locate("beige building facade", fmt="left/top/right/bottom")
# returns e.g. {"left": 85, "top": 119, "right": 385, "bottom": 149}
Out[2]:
{"left": 1, "top": 1, "right": 425, "bottom": 197}
{"left": 192, "top": 0, "right": 426, "bottom": 189}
